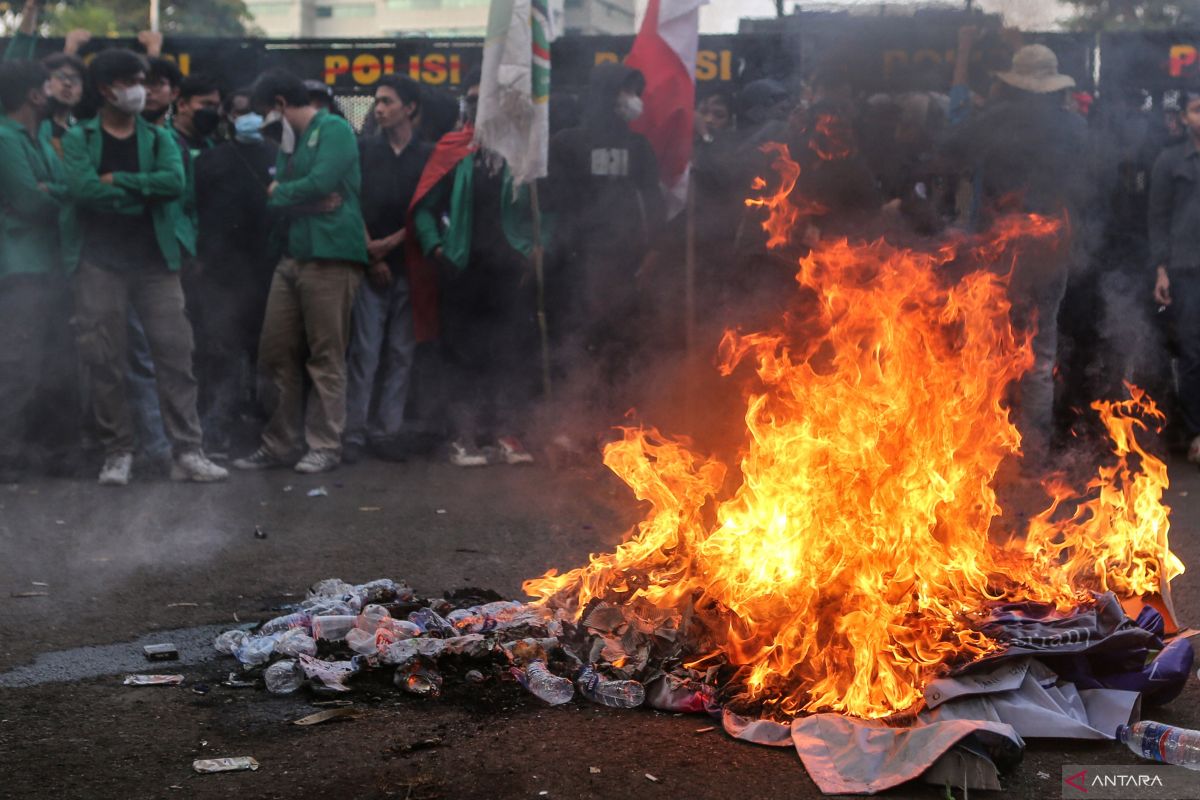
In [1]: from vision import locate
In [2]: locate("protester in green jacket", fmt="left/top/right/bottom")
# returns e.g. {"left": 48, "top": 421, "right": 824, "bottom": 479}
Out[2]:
{"left": 233, "top": 69, "right": 367, "bottom": 476}
{"left": 61, "top": 49, "right": 227, "bottom": 487}
{"left": 0, "top": 60, "right": 68, "bottom": 481}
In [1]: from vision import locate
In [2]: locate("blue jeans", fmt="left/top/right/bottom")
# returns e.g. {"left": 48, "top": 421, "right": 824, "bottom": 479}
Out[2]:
{"left": 345, "top": 272, "right": 416, "bottom": 446}
{"left": 1169, "top": 270, "right": 1200, "bottom": 437}
{"left": 126, "top": 308, "right": 172, "bottom": 460}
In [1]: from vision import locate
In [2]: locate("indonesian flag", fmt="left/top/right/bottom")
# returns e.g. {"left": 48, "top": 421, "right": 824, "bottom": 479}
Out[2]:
{"left": 626, "top": 0, "right": 706, "bottom": 217}
{"left": 474, "top": 0, "right": 558, "bottom": 186}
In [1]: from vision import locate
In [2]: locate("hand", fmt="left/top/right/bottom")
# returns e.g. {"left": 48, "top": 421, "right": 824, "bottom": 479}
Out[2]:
{"left": 1154, "top": 267, "right": 1171, "bottom": 307}
{"left": 64, "top": 29, "right": 92, "bottom": 55}
{"left": 99, "top": 173, "right": 114, "bottom": 185}
{"left": 266, "top": 181, "right": 278, "bottom": 198}
{"left": 957, "top": 25, "right": 978, "bottom": 51}
{"left": 315, "top": 192, "right": 342, "bottom": 213}
{"left": 137, "top": 30, "right": 164, "bottom": 57}
{"left": 368, "top": 262, "right": 392, "bottom": 290}
{"left": 366, "top": 238, "right": 392, "bottom": 263}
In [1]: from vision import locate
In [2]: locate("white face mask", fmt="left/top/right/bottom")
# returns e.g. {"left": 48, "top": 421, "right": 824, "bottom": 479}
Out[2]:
{"left": 616, "top": 93, "right": 644, "bottom": 123}
{"left": 264, "top": 108, "right": 296, "bottom": 154}
{"left": 111, "top": 84, "right": 147, "bottom": 115}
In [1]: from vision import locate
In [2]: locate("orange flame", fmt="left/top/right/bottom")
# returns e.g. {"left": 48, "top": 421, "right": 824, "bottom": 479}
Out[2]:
{"left": 526, "top": 151, "right": 1183, "bottom": 719}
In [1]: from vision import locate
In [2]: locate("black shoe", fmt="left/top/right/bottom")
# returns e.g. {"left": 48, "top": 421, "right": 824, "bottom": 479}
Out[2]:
{"left": 343, "top": 442, "right": 366, "bottom": 464}
{"left": 369, "top": 438, "right": 408, "bottom": 463}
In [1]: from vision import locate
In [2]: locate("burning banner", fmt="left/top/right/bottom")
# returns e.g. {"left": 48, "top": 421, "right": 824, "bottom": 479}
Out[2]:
{"left": 524, "top": 146, "right": 1185, "bottom": 721}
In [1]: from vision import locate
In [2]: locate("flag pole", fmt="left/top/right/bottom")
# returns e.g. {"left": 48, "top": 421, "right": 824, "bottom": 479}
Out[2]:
{"left": 684, "top": 173, "right": 697, "bottom": 355}
{"left": 530, "top": 181, "right": 553, "bottom": 399}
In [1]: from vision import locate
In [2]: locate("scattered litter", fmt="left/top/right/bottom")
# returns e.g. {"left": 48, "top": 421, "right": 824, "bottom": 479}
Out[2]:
{"left": 307, "top": 487, "right": 328, "bottom": 498}
{"left": 10, "top": 591, "right": 48, "bottom": 598}
{"left": 282, "top": 485, "right": 293, "bottom": 493}
{"left": 30, "top": 581, "right": 48, "bottom": 587}
{"left": 310, "top": 699, "right": 354, "bottom": 708}
{"left": 292, "top": 708, "right": 360, "bottom": 726}
{"left": 644, "top": 773, "right": 660, "bottom": 783}
{"left": 192, "top": 757, "right": 259, "bottom": 774}
{"left": 124, "top": 674, "right": 184, "bottom": 686}
{"left": 394, "top": 737, "right": 443, "bottom": 753}
{"left": 223, "top": 673, "right": 256, "bottom": 689}
{"left": 455, "top": 547, "right": 482, "bottom": 554}
{"left": 192, "top": 683, "right": 210, "bottom": 695}
{"left": 359, "top": 506, "right": 382, "bottom": 512}
{"left": 143, "top": 644, "right": 179, "bottom": 661}
{"left": 435, "top": 509, "right": 447, "bottom": 515}
{"left": 538, "top": 792, "right": 548, "bottom": 797}
{"left": 589, "top": 766, "right": 601, "bottom": 774}
{"left": 254, "top": 526, "right": 268, "bottom": 540}
{"left": 167, "top": 602, "right": 199, "bottom": 608}
{"left": 695, "top": 726, "right": 715, "bottom": 734}
{"left": 1037, "top": 771, "right": 1051, "bottom": 780}
{"left": 55, "top": 520, "right": 64, "bottom": 525}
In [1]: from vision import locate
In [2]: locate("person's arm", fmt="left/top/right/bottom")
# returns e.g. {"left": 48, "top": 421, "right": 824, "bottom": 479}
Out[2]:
{"left": 63, "top": 29, "right": 92, "bottom": 56}
{"left": 110, "top": 126, "right": 185, "bottom": 200}
{"left": 0, "top": 134, "right": 61, "bottom": 221}
{"left": 136, "top": 30, "right": 163, "bottom": 58}
{"left": 61, "top": 128, "right": 131, "bottom": 209}
{"left": 412, "top": 174, "right": 451, "bottom": 256}
{"left": 269, "top": 119, "right": 358, "bottom": 208}
{"left": 3, "top": 0, "right": 40, "bottom": 63}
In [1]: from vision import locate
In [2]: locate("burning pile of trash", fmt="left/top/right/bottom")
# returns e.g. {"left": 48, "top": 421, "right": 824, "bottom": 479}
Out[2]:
{"left": 212, "top": 576, "right": 710, "bottom": 712}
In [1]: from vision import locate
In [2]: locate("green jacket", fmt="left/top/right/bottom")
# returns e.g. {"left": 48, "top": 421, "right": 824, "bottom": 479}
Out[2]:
{"left": 0, "top": 116, "right": 67, "bottom": 279}
{"left": 413, "top": 157, "right": 553, "bottom": 271}
{"left": 60, "top": 115, "right": 188, "bottom": 272}
{"left": 268, "top": 110, "right": 367, "bottom": 265}
{"left": 2, "top": 31, "right": 37, "bottom": 65}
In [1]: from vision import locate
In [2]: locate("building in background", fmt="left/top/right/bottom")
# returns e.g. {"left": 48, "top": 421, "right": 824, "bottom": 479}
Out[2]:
{"left": 247, "top": 0, "right": 635, "bottom": 38}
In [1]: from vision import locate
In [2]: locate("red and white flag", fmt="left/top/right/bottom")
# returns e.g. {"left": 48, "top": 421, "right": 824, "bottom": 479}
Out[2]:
{"left": 626, "top": 0, "right": 706, "bottom": 218}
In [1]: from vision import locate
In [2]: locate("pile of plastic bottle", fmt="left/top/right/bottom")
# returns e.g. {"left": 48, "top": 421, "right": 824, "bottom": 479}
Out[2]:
{"left": 212, "top": 577, "right": 653, "bottom": 709}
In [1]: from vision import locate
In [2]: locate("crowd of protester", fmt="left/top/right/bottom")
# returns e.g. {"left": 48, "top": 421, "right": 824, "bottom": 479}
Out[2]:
{"left": 1, "top": 1, "right": 1198, "bottom": 486}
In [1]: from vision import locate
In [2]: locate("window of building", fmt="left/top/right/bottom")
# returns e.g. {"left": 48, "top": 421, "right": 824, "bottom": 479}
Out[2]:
{"left": 316, "top": 3, "right": 376, "bottom": 18}
{"left": 247, "top": 1, "right": 292, "bottom": 15}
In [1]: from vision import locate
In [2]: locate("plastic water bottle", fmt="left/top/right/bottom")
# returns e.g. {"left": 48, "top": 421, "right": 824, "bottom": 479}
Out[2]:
{"left": 274, "top": 628, "right": 317, "bottom": 658}
{"left": 311, "top": 615, "right": 357, "bottom": 641}
{"left": 356, "top": 604, "right": 392, "bottom": 632}
{"left": 213, "top": 629, "right": 248, "bottom": 655}
{"left": 232, "top": 634, "right": 277, "bottom": 667}
{"left": 575, "top": 665, "right": 645, "bottom": 709}
{"left": 344, "top": 628, "right": 378, "bottom": 656}
{"left": 259, "top": 611, "right": 312, "bottom": 635}
{"left": 264, "top": 659, "right": 304, "bottom": 695}
{"left": 513, "top": 660, "right": 574, "bottom": 705}
{"left": 1116, "top": 722, "right": 1200, "bottom": 769}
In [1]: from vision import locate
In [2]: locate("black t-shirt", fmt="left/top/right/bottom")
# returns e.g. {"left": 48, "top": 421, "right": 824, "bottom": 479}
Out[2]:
{"left": 358, "top": 133, "right": 433, "bottom": 270}
{"left": 80, "top": 130, "right": 166, "bottom": 272}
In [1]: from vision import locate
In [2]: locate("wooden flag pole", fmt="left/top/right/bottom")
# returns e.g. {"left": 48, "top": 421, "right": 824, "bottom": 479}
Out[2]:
{"left": 530, "top": 182, "right": 553, "bottom": 399}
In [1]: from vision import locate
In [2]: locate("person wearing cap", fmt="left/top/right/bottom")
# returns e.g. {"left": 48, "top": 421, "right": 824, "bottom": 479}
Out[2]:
{"left": 943, "top": 43, "right": 1092, "bottom": 463}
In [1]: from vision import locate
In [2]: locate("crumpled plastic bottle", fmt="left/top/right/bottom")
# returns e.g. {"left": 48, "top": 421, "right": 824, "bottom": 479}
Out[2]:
{"left": 259, "top": 611, "right": 312, "bottom": 635}
{"left": 274, "top": 627, "right": 318, "bottom": 658}
{"left": 356, "top": 604, "right": 392, "bottom": 632}
{"left": 232, "top": 634, "right": 278, "bottom": 667}
{"left": 382, "top": 637, "right": 446, "bottom": 666}
{"left": 213, "top": 629, "right": 248, "bottom": 655}
{"left": 514, "top": 660, "right": 574, "bottom": 705}
{"left": 407, "top": 608, "right": 455, "bottom": 637}
{"left": 576, "top": 665, "right": 645, "bottom": 708}
{"left": 448, "top": 601, "right": 534, "bottom": 634}
{"left": 394, "top": 662, "right": 443, "bottom": 696}
{"left": 311, "top": 615, "right": 357, "bottom": 642}
{"left": 264, "top": 659, "right": 305, "bottom": 695}
{"left": 344, "top": 627, "right": 378, "bottom": 656}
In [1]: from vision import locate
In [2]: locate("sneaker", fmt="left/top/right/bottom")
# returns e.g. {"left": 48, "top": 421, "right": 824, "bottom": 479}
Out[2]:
{"left": 171, "top": 451, "right": 230, "bottom": 483}
{"left": 233, "top": 447, "right": 288, "bottom": 471}
{"left": 449, "top": 439, "right": 489, "bottom": 468}
{"left": 1189, "top": 436, "right": 1200, "bottom": 465}
{"left": 295, "top": 449, "right": 340, "bottom": 474}
{"left": 497, "top": 435, "right": 534, "bottom": 465}
{"left": 98, "top": 453, "right": 133, "bottom": 486}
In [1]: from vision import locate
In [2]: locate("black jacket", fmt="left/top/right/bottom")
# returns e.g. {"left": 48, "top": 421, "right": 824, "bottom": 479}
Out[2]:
{"left": 1149, "top": 140, "right": 1200, "bottom": 273}
{"left": 195, "top": 139, "right": 278, "bottom": 284}
{"left": 547, "top": 63, "right": 664, "bottom": 256}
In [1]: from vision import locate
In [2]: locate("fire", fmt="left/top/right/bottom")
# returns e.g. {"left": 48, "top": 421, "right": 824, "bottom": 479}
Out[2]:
{"left": 525, "top": 148, "right": 1183, "bottom": 719}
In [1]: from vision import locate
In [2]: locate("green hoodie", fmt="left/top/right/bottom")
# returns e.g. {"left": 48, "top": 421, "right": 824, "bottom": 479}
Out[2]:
{"left": 268, "top": 110, "right": 367, "bottom": 265}
{"left": 0, "top": 116, "right": 67, "bottom": 279}
{"left": 60, "top": 115, "right": 188, "bottom": 272}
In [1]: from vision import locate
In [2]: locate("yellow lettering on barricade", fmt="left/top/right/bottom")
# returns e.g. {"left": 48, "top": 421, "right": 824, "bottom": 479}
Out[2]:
{"left": 352, "top": 54, "right": 382, "bottom": 85}
{"left": 423, "top": 54, "right": 447, "bottom": 84}
{"left": 324, "top": 55, "right": 350, "bottom": 85}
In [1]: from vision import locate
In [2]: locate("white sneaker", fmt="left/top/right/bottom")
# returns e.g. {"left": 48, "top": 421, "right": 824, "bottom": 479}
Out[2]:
{"left": 497, "top": 436, "right": 534, "bottom": 465}
{"left": 294, "top": 449, "right": 340, "bottom": 474}
{"left": 449, "top": 439, "right": 489, "bottom": 468}
{"left": 98, "top": 453, "right": 133, "bottom": 486}
{"left": 171, "top": 451, "right": 230, "bottom": 483}
{"left": 1189, "top": 436, "right": 1200, "bottom": 465}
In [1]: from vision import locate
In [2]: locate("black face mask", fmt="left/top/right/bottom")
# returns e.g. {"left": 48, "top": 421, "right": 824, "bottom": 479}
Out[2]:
{"left": 142, "top": 106, "right": 169, "bottom": 123}
{"left": 192, "top": 107, "right": 220, "bottom": 137}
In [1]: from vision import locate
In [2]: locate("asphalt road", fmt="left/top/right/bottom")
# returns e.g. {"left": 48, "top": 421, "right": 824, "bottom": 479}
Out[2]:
{"left": 0, "top": 454, "right": 1197, "bottom": 800}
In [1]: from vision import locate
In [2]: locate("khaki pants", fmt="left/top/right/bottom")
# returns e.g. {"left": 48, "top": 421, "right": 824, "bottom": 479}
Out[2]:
{"left": 257, "top": 257, "right": 362, "bottom": 457}
{"left": 73, "top": 261, "right": 203, "bottom": 456}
